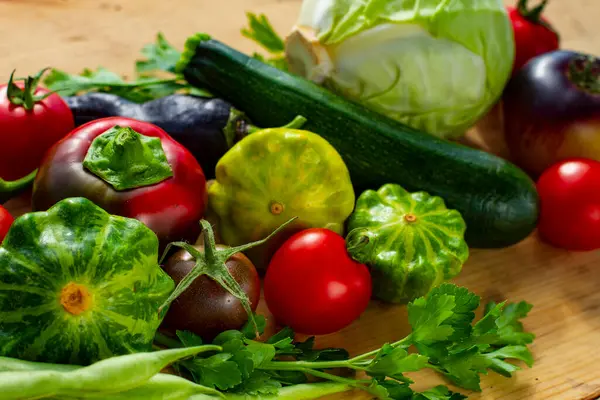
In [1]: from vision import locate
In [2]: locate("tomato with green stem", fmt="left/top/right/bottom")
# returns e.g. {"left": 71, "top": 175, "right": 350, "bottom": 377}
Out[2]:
{"left": 264, "top": 228, "right": 372, "bottom": 335}
{"left": 507, "top": 0, "right": 559, "bottom": 75}
{"left": 0, "top": 69, "right": 74, "bottom": 201}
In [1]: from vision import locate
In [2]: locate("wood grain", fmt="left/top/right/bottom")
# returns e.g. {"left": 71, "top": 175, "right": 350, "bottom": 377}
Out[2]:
{"left": 1, "top": 0, "right": 600, "bottom": 399}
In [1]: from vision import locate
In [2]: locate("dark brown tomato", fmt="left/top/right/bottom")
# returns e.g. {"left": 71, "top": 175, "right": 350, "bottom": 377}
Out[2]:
{"left": 161, "top": 244, "right": 260, "bottom": 340}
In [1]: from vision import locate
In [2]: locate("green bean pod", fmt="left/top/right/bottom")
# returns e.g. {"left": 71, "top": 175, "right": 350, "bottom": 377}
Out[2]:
{"left": 0, "top": 357, "right": 79, "bottom": 373}
{"left": 0, "top": 345, "right": 221, "bottom": 399}
{"left": 70, "top": 374, "right": 223, "bottom": 400}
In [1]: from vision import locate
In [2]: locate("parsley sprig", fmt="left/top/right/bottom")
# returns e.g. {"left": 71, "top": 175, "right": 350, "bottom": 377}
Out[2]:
{"left": 155, "top": 283, "right": 535, "bottom": 399}
{"left": 43, "top": 33, "right": 211, "bottom": 102}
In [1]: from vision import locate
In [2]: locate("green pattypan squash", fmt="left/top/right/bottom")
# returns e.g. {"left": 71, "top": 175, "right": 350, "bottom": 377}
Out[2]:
{"left": 209, "top": 128, "right": 355, "bottom": 269}
{"left": 346, "top": 184, "right": 468, "bottom": 304}
{"left": 0, "top": 197, "right": 174, "bottom": 365}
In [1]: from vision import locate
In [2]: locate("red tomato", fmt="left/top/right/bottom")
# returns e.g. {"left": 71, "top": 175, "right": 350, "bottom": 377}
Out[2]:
{"left": 537, "top": 158, "right": 600, "bottom": 251}
{"left": 507, "top": 0, "right": 559, "bottom": 75}
{"left": 0, "top": 70, "right": 74, "bottom": 181}
{"left": 0, "top": 205, "right": 14, "bottom": 243}
{"left": 264, "top": 228, "right": 372, "bottom": 335}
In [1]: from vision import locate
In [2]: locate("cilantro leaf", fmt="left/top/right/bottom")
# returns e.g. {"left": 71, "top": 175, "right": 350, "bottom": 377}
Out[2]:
{"left": 377, "top": 379, "right": 414, "bottom": 400}
{"left": 244, "top": 340, "right": 276, "bottom": 368}
{"left": 232, "top": 370, "right": 282, "bottom": 396}
{"left": 213, "top": 330, "right": 245, "bottom": 346}
{"left": 266, "top": 326, "right": 295, "bottom": 352}
{"left": 484, "top": 345, "right": 534, "bottom": 378}
{"left": 43, "top": 67, "right": 190, "bottom": 103}
{"left": 368, "top": 344, "right": 429, "bottom": 378}
{"left": 241, "top": 13, "right": 288, "bottom": 71}
{"left": 223, "top": 339, "right": 255, "bottom": 379}
{"left": 241, "top": 314, "right": 266, "bottom": 339}
{"left": 135, "top": 32, "right": 181, "bottom": 75}
{"left": 183, "top": 353, "right": 242, "bottom": 390}
{"left": 415, "top": 385, "right": 467, "bottom": 400}
{"left": 434, "top": 284, "right": 480, "bottom": 341}
{"left": 408, "top": 292, "right": 456, "bottom": 345}
{"left": 176, "top": 330, "right": 203, "bottom": 347}
{"left": 294, "top": 337, "right": 349, "bottom": 362}
{"left": 242, "top": 13, "right": 285, "bottom": 53}
{"left": 491, "top": 301, "right": 536, "bottom": 346}
{"left": 435, "top": 347, "right": 491, "bottom": 392}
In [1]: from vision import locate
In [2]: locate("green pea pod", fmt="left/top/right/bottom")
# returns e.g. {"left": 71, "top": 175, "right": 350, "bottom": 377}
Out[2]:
{"left": 0, "top": 345, "right": 221, "bottom": 399}
{"left": 346, "top": 183, "right": 469, "bottom": 304}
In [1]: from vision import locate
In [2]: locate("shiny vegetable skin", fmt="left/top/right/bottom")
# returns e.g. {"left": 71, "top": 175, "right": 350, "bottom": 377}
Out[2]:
{"left": 0, "top": 205, "right": 13, "bottom": 243}
{"left": 179, "top": 35, "right": 539, "bottom": 248}
{"left": 209, "top": 128, "right": 355, "bottom": 268}
{"left": 346, "top": 184, "right": 469, "bottom": 304}
{"left": 503, "top": 51, "right": 600, "bottom": 177}
{"left": 32, "top": 117, "right": 207, "bottom": 249}
{"left": 65, "top": 93, "right": 252, "bottom": 179}
{"left": 536, "top": 158, "right": 600, "bottom": 251}
{"left": 161, "top": 243, "right": 261, "bottom": 340}
{"left": 507, "top": 0, "right": 559, "bottom": 75}
{"left": 0, "top": 197, "right": 175, "bottom": 365}
{"left": 264, "top": 228, "right": 372, "bottom": 335}
{"left": 0, "top": 70, "right": 74, "bottom": 200}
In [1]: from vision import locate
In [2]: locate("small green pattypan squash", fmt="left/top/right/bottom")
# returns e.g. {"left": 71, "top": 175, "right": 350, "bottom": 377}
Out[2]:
{"left": 346, "top": 184, "right": 469, "bottom": 304}
{"left": 209, "top": 128, "right": 355, "bottom": 269}
{"left": 0, "top": 197, "right": 174, "bottom": 365}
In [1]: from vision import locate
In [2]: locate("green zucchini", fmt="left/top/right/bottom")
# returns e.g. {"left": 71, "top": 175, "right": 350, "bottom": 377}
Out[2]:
{"left": 177, "top": 34, "right": 539, "bottom": 248}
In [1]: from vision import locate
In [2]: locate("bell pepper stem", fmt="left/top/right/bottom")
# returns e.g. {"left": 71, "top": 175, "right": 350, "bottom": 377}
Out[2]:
{"left": 83, "top": 125, "right": 174, "bottom": 191}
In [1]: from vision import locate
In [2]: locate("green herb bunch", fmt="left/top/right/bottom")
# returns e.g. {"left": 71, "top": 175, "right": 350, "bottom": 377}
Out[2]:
{"left": 155, "top": 283, "right": 535, "bottom": 399}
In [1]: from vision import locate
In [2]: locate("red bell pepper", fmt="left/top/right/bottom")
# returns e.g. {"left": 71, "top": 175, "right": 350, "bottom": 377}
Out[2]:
{"left": 508, "top": 0, "right": 559, "bottom": 76}
{"left": 32, "top": 117, "right": 207, "bottom": 249}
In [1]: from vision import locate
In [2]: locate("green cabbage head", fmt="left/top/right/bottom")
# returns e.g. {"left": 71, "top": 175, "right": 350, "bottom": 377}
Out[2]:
{"left": 285, "top": 0, "right": 515, "bottom": 138}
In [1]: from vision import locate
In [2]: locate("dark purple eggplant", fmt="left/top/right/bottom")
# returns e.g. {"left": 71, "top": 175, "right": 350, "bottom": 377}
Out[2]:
{"left": 503, "top": 50, "right": 600, "bottom": 178}
{"left": 64, "top": 93, "right": 254, "bottom": 179}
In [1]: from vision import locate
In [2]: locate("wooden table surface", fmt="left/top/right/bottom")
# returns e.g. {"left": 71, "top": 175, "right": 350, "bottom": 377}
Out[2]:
{"left": 1, "top": 1, "right": 600, "bottom": 399}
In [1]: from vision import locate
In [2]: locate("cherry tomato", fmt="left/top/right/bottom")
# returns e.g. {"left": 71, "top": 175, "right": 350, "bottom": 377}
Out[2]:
{"left": 264, "top": 228, "right": 372, "bottom": 335}
{"left": 537, "top": 158, "right": 600, "bottom": 251}
{"left": 0, "top": 69, "right": 74, "bottom": 182}
{"left": 0, "top": 205, "right": 14, "bottom": 243}
{"left": 507, "top": 0, "right": 559, "bottom": 75}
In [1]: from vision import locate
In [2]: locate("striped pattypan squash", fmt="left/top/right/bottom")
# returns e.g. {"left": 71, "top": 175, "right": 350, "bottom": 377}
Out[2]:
{"left": 0, "top": 197, "right": 174, "bottom": 365}
{"left": 346, "top": 184, "right": 468, "bottom": 304}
